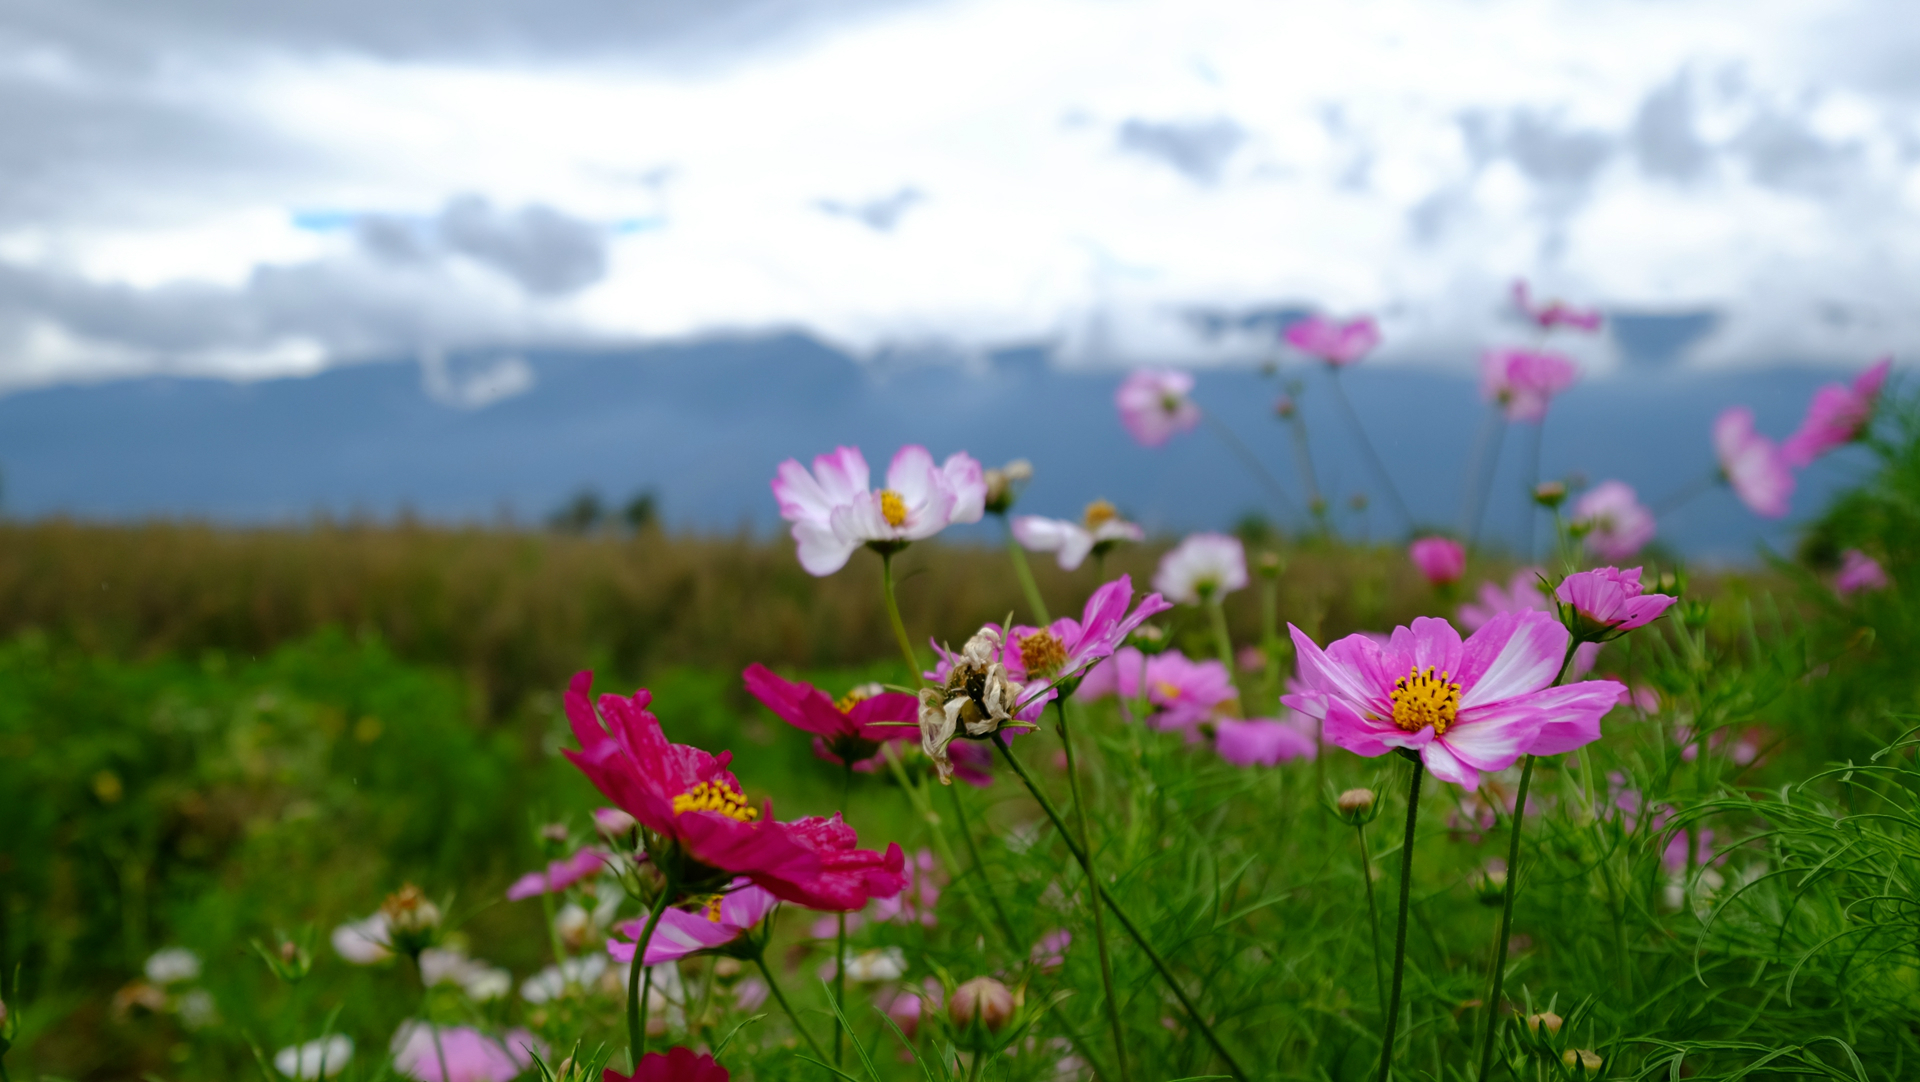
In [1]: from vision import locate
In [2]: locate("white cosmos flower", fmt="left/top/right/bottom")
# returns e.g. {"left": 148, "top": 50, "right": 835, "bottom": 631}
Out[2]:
{"left": 275, "top": 1036, "right": 354, "bottom": 1080}
{"left": 331, "top": 912, "right": 393, "bottom": 965}
{"left": 144, "top": 947, "right": 202, "bottom": 985}
{"left": 1011, "top": 500, "right": 1145, "bottom": 570}
{"left": 1152, "top": 533, "right": 1249, "bottom": 604}
{"left": 772, "top": 444, "right": 987, "bottom": 575}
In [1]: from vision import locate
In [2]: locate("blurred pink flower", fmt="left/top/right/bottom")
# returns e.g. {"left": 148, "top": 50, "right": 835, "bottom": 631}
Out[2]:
{"left": 870, "top": 849, "right": 942, "bottom": 927}
{"left": 1235, "top": 645, "right": 1266, "bottom": 673}
{"left": 1572, "top": 481, "right": 1655, "bottom": 561}
{"left": 1556, "top": 566, "right": 1677, "bottom": 638}
{"left": 592, "top": 807, "right": 637, "bottom": 838}
{"left": 608, "top": 879, "right": 779, "bottom": 965}
{"left": 390, "top": 1024, "right": 540, "bottom": 1082}
{"left": 504, "top": 848, "right": 606, "bottom": 902}
{"left": 1835, "top": 549, "right": 1889, "bottom": 595}
{"left": 742, "top": 665, "right": 918, "bottom": 772}
{"left": 607, "top": 1046, "right": 730, "bottom": 1082}
{"left": 1511, "top": 280, "right": 1603, "bottom": 333}
{"left": 1459, "top": 569, "right": 1597, "bottom": 677}
{"left": 1141, "top": 650, "right": 1239, "bottom": 731}
{"left": 879, "top": 987, "right": 924, "bottom": 1040}
{"left": 1115, "top": 368, "right": 1202, "bottom": 447}
{"left": 1213, "top": 716, "right": 1317, "bottom": 767}
{"left": 1408, "top": 537, "right": 1466, "bottom": 586}
{"left": 1011, "top": 502, "right": 1145, "bottom": 570}
{"left": 771, "top": 445, "right": 986, "bottom": 575}
{"left": 1781, "top": 357, "right": 1891, "bottom": 467}
{"left": 1285, "top": 613, "right": 1625, "bottom": 786}
{"left": 1030, "top": 928, "right": 1072, "bottom": 971}
{"left": 1624, "top": 684, "right": 1660, "bottom": 713}
{"left": 733, "top": 976, "right": 769, "bottom": 1011}
{"left": 1154, "top": 533, "right": 1248, "bottom": 604}
{"left": 1713, "top": 407, "right": 1794, "bottom": 519}
{"left": 1481, "top": 348, "right": 1579, "bottom": 422}
{"left": 1284, "top": 314, "right": 1380, "bottom": 367}
{"left": 1677, "top": 725, "right": 1765, "bottom": 767}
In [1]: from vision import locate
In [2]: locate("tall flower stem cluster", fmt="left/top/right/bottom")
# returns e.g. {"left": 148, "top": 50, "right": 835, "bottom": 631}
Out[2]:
{"left": 1054, "top": 698, "right": 1131, "bottom": 1082}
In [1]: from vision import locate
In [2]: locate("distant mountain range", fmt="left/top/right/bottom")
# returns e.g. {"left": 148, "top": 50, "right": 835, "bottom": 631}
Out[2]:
{"left": 0, "top": 334, "right": 1878, "bottom": 561}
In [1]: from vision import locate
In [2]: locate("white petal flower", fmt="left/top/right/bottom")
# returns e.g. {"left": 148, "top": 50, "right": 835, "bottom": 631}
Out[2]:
{"left": 144, "top": 947, "right": 202, "bottom": 985}
{"left": 331, "top": 913, "right": 393, "bottom": 965}
{"left": 1153, "top": 533, "right": 1248, "bottom": 604}
{"left": 275, "top": 1036, "right": 354, "bottom": 1080}
{"left": 772, "top": 445, "right": 987, "bottom": 575}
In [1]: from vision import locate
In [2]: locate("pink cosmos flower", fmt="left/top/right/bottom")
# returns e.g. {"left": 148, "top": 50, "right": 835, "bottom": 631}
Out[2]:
{"left": 608, "top": 878, "right": 779, "bottom": 965}
{"left": 1835, "top": 549, "right": 1889, "bottom": 595}
{"left": 1458, "top": 569, "right": 1597, "bottom": 678}
{"left": 562, "top": 672, "right": 907, "bottom": 911}
{"left": 1713, "top": 407, "right": 1794, "bottom": 519}
{"left": 1031, "top": 929, "right": 1072, "bottom": 972}
{"left": 1154, "top": 532, "right": 1248, "bottom": 604}
{"left": 390, "top": 1024, "right": 540, "bottom": 1082}
{"left": 771, "top": 445, "right": 987, "bottom": 576}
{"left": 1556, "top": 567, "right": 1677, "bottom": 639}
{"left": 742, "top": 665, "right": 918, "bottom": 772}
{"left": 880, "top": 987, "right": 925, "bottom": 1040}
{"left": 870, "top": 848, "right": 942, "bottom": 927}
{"left": 1011, "top": 501, "right": 1145, "bottom": 570}
{"left": 1512, "top": 280, "right": 1603, "bottom": 333}
{"left": 1213, "top": 715, "right": 1317, "bottom": 767}
{"left": 1284, "top": 314, "right": 1380, "bottom": 367}
{"left": 1116, "top": 369, "right": 1202, "bottom": 447}
{"left": 504, "top": 848, "right": 607, "bottom": 902}
{"left": 1284, "top": 612, "right": 1626, "bottom": 787}
{"left": 1481, "top": 348, "right": 1580, "bottom": 422}
{"left": 1080, "top": 647, "right": 1238, "bottom": 731}
{"left": 593, "top": 807, "right": 638, "bottom": 839}
{"left": 1572, "top": 481, "right": 1655, "bottom": 562}
{"left": 1408, "top": 537, "right": 1466, "bottom": 586}
{"left": 1781, "top": 357, "right": 1891, "bottom": 467}
{"left": 607, "top": 1046, "right": 730, "bottom": 1082}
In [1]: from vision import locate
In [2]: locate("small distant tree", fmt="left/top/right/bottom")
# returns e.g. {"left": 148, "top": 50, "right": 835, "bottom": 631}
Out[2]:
{"left": 547, "top": 489, "right": 605, "bottom": 534}
{"left": 622, "top": 490, "right": 659, "bottom": 533}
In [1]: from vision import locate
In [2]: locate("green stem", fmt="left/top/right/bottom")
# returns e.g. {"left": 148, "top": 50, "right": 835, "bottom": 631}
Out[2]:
{"left": 753, "top": 953, "right": 830, "bottom": 1064}
{"left": 835, "top": 764, "right": 853, "bottom": 1067}
{"left": 1326, "top": 369, "right": 1412, "bottom": 531}
{"left": 879, "top": 548, "right": 923, "bottom": 681}
{"left": 1259, "top": 569, "right": 1282, "bottom": 708}
{"left": 1357, "top": 822, "right": 1386, "bottom": 1019}
{"left": 1377, "top": 757, "right": 1425, "bottom": 1082}
{"left": 1207, "top": 598, "right": 1246, "bottom": 714}
{"left": 626, "top": 891, "right": 671, "bottom": 1069}
{"left": 1474, "top": 754, "right": 1534, "bottom": 1082}
{"left": 1005, "top": 525, "right": 1052, "bottom": 624}
{"left": 538, "top": 888, "right": 573, "bottom": 992}
{"left": 991, "top": 734, "right": 1248, "bottom": 1082}
{"left": 1056, "top": 700, "right": 1132, "bottom": 1082}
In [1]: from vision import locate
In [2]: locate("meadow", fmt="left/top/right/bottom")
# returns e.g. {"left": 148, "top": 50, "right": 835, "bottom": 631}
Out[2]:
{"left": 1, "top": 322, "right": 1913, "bottom": 1082}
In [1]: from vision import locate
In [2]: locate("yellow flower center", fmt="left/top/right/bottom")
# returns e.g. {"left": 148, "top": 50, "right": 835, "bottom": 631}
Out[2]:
{"left": 879, "top": 489, "right": 909, "bottom": 527}
{"left": 1155, "top": 680, "right": 1183, "bottom": 701}
{"left": 701, "top": 895, "right": 725, "bottom": 923}
{"left": 1390, "top": 666, "right": 1460, "bottom": 735}
{"left": 1018, "top": 630, "right": 1068, "bottom": 677}
{"left": 834, "top": 683, "right": 882, "bottom": 715}
{"left": 671, "top": 780, "right": 761, "bottom": 823}
{"left": 1083, "top": 499, "right": 1118, "bottom": 530}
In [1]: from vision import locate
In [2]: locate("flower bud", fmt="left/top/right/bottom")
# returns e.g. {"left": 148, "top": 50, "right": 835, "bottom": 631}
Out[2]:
{"left": 539, "top": 823, "right": 570, "bottom": 846}
{"left": 949, "top": 977, "right": 1015, "bottom": 1034}
{"left": 982, "top": 460, "right": 1033, "bottom": 514}
{"left": 1473, "top": 863, "right": 1509, "bottom": 905}
{"left": 1526, "top": 1011, "right": 1562, "bottom": 1035}
{"left": 1333, "top": 788, "right": 1377, "bottom": 825}
{"left": 1257, "top": 551, "right": 1283, "bottom": 579}
{"left": 1563, "top": 1049, "right": 1602, "bottom": 1074}
{"left": 380, "top": 884, "right": 442, "bottom": 957}
{"left": 1532, "top": 481, "right": 1568, "bottom": 509}
{"left": 1273, "top": 395, "right": 1296, "bottom": 419}
{"left": 592, "top": 807, "right": 638, "bottom": 841}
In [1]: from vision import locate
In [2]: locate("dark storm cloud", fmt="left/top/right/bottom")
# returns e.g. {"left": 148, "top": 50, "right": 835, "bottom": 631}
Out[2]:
{"left": 1117, "top": 117, "right": 1245, "bottom": 184}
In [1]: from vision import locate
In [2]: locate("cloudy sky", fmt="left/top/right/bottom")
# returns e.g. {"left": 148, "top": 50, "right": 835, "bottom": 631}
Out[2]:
{"left": 0, "top": 0, "right": 1915, "bottom": 391}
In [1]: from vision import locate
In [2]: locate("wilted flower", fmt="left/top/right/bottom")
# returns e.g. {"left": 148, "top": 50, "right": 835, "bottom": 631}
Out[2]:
{"left": 1782, "top": 356, "right": 1891, "bottom": 467}
{"left": 331, "top": 912, "right": 393, "bottom": 965}
{"left": 390, "top": 1023, "right": 541, "bottom": 1082}
{"left": 1212, "top": 717, "right": 1317, "bottom": 767}
{"left": 380, "top": 885, "right": 443, "bottom": 958}
{"left": 606, "top": 1047, "right": 731, "bottom": 1082}
{"left": 1556, "top": 566, "right": 1678, "bottom": 641}
{"left": 950, "top": 977, "right": 1017, "bottom": 1034}
{"left": 918, "top": 627, "right": 1027, "bottom": 784}
{"left": 144, "top": 947, "right": 201, "bottom": 986}
{"left": 505, "top": 849, "right": 606, "bottom": 902}
{"left": 742, "top": 665, "right": 918, "bottom": 771}
{"left": 563, "top": 672, "right": 907, "bottom": 911}
{"left": 1572, "top": 481, "right": 1655, "bottom": 561}
{"left": 1285, "top": 314, "right": 1380, "bottom": 367}
{"left": 1511, "top": 280, "right": 1603, "bottom": 333}
{"left": 982, "top": 459, "right": 1034, "bottom": 515}
{"left": 274, "top": 1036, "right": 354, "bottom": 1080}
{"left": 1713, "top": 407, "right": 1794, "bottom": 519}
{"left": 1481, "top": 348, "right": 1579, "bottom": 422}
{"left": 1115, "top": 368, "right": 1202, "bottom": 447}
{"left": 608, "top": 880, "right": 778, "bottom": 965}
{"left": 1408, "top": 537, "right": 1466, "bottom": 586}
{"left": 1012, "top": 500, "right": 1145, "bottom": 571}
{"left": 771, "top": 445, "right": 987, "bottom": 575}
{"left": 1154, "top": 532, "right": 1248, "bottom": 604}
{"left": 1835, "top": 549, "right": 1889, "bottom": 595}
{"left": 1285, "top": 613, "right": 1626, "bottom": 787}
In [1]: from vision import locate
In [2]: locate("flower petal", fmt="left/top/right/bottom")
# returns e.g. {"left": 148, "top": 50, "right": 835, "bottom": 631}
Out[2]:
{"left": 1457, "top": 611, "right": 1566, "bottom": 710}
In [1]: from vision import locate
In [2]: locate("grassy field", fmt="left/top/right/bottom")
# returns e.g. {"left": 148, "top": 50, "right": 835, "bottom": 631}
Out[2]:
{"left": 2, "top": 411, "right": 1917, "bottom": 1081}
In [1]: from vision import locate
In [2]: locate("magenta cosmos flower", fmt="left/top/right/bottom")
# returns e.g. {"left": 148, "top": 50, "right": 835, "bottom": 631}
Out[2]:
{"left": 1011, "top": 500, "right": 1145, "bottom": 570}
{"left": 1285, "top": 612, "right": 1626, "bottom": 786}
{"left": 1408, "top": 537, "right": 1466, "bottom": 586}
{"left": 607, "top": 878, "right": 778, "bottom": 965}
{"left": 390, "top": 1024, "right": 540, "bottom": 1082}
{"left": 772, "top": 445, "right": 986, "bottom": 575}
{"left": 1213, "top": 715, "right": 1317, "bottom": 767}
{"left": 607, "top": 1047, "right": 730, "bottom": 1082}
{"left": 1481, "top": 348, "right": 1579, "bottom": 422}
{"left": 1782, "top": 356, "right": 1890, "bottom": 467}
{"left": 1835, "top": 549, "right": 1889, "bottom": 595}
{"left": 1713, "top": 407, "right": 1794, "bottom": 519}
{"left": 742, "top": 665, "right": 918, "bottom": 772}
{"left": 1458, "top": 569, "right": 1599, "bottom": 678}
{"left": 1556, "top": 567, "right": 1677, "bottom": 640}
{"left": 1078, "top": 646, "right": 1237, "bottom": 731}
{"left": 562, "top": 672, "right": 906, "bottom": 911}
{"left": 1285, "top": 314, "right": 1380, "bottom": 366}
{"left": 1571, "top": 480, "right": 1655, "bottom": 561}
{"left": 1154, "top": 532, "right": 1248, "bottom": 603}
{"left": 929, "top": 575, "right": 1173, "bottom": 712}
{"left": 504, "top": 848, "right": 606, "bottom": 902}
{"left": 1512, "top": 280, "right": 1603, "bottom": 333}
{"left": 1115, "top": 368, "right": 1202, "bottom": 447}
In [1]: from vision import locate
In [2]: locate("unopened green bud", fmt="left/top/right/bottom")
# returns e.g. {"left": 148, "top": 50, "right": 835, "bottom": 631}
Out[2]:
{"left": 1334, "top": 788, "right": 1377, "bottom": 825}
{"left": 1563, "top": 1048, "right": 1602, "bottom": 1075}
{"left": 1527, "top": 1011, "right": 1562, "bottom": 1035}
{"left": 1533, "top": 481, "right": 1568, "bottom": 509}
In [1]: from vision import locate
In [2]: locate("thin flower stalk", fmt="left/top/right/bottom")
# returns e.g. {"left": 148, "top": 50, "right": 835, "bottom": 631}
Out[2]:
{"left": 1006, "top": 530, "right": 1052, "bottom": 625}
{"left": 1325, "top": 370, "right": 1412, "bottom": 530}
{"left": 1206, "top": 598, "right": 1245, "bottom": 715}
{"left": 625, "top": 891, "right": 671, "bottom": 1068}
{"left": 879, "top": 550, "right": 923, "bottom": 679}
{"left": 1055, "top": 698, "right": 1131, "bottom": 1082}
{"left": 1355, "top": 820, "right": 1385, "bottom": 1019}
{"left": 752, "top": 954, "right": 830, "bottom": 1063}
{"left": 991, "top": 733, "right": 1250, "bottom": 1082}
{"left": 1376, "top": 756, "right": 1425, "bottom": 1082}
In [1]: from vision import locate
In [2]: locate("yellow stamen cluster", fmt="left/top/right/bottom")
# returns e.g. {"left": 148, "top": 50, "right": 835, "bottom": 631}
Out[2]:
{"left": 1390, "top": 666, "right": 1461, "bottom": 735}
{"left": 1155, "top": 680, "right": 1183, "bottom": 701}
{"left": 1018, "top": 630, "right": 1068, "bottom": 678}
{"left": 702, "top": 895, "right": 725, "bottom": 923}
{"left": 878, "top": 489, "right": 909, "bottom": 528}
{"left": 671, "top": 780, "right": 761, "bottom": 823}
{"left": 834, "top": 684, "right": 880, "bottom": 715}
{"left": 1083, "top": 499, "right": 1118, "bottom": 530}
